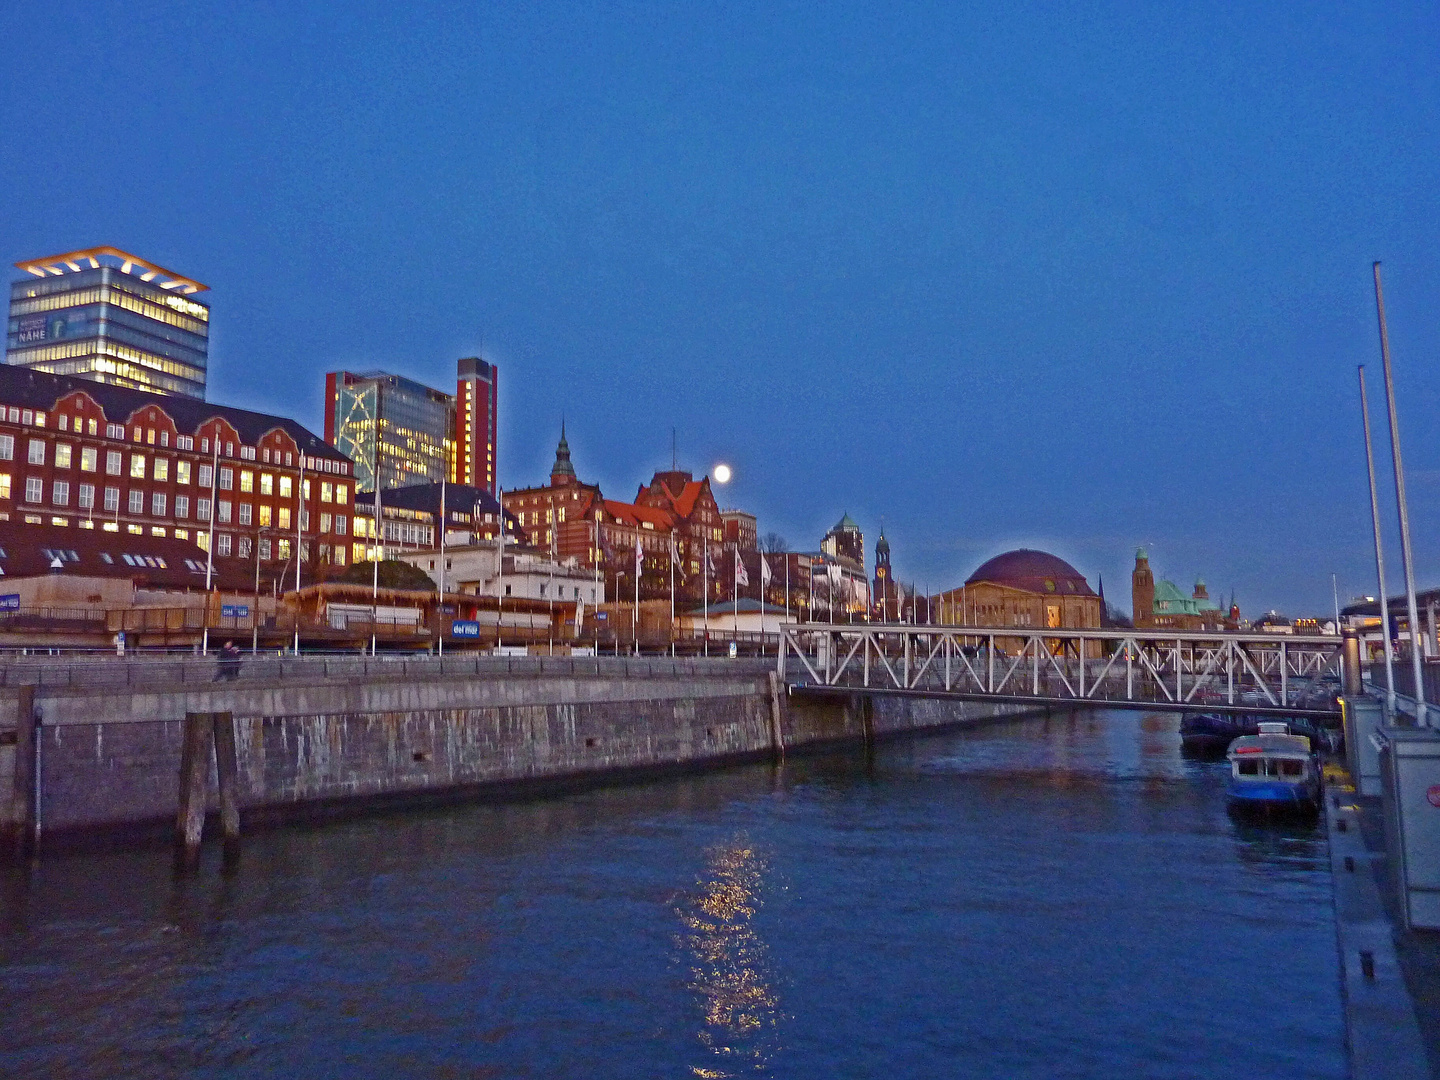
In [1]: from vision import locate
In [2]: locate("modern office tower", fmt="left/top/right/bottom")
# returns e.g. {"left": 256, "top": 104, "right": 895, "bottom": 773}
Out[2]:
{"left": 7, "top": 247, "right": 210, "bottom": 399}
{"left": 455, "top": 357, "right": 497, "bottom": 496}
{"left": 324, "top": 370, "right": 455, "bottom": 493}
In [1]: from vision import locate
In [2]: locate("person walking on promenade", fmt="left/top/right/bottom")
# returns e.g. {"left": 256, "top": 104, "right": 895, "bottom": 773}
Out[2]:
{"left": 215, "top": 640, "right": 242, "bottom": 682}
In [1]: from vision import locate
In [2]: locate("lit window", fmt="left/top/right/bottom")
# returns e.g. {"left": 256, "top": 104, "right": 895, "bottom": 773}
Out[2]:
{"left": 278, "top": 507, "right": 291, "bottom": 530}
{"left": 130, "top": 454, "right": 145, "bottom": 478}
{"left": 239, "top": 470, "right": 253, "bottom": 493}
{"left": 336, "top": 485, "right": 348, "bottom": 504}
{"left": 260, "top": 473, "right": 274, "bottom": 496}
{"left": 321, "top": 481, "right": 333, "bottom": 503}
{"left": 80, "top": 447, "right": 97, "bottom": 472}
{"left": 153, "top": 458, "right": 169, "bottom": 483}
{"left": 258, "top": 505, "right": 272, "bottom": 527}
{"left": 279, "top": 476, "right": 292, "bottom": 499}
{"left": 55, "top": 444, "right": 72, "bottom": 469}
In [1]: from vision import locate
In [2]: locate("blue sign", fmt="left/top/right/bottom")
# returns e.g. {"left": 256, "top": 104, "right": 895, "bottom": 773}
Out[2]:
{"left": 451, "top": 620, "right": 480, "bottom": 638}
{"left": 0, "top": 594, "right": 18, "bottom": 611}
{"left": 221, "top": 604, "right": 250, "bottom": 618}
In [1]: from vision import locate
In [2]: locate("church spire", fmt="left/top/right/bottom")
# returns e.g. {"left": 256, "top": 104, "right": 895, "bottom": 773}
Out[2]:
{"left": 550, "top": 422, "right": 576, "bottom": 486}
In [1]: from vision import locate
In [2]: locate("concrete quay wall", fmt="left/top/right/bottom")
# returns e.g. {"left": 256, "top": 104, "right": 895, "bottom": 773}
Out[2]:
{"left": 0, "top": 661, "right": 1024, "bottom": 841}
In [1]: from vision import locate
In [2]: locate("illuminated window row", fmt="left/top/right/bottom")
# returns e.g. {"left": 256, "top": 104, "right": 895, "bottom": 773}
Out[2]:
{"left": 7, "top": 288, "right": 104, "bottom": 316}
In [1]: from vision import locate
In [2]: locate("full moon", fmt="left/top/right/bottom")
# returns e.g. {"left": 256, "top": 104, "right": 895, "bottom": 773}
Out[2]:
{"left": 713, "top": 464, "right": 732, "bottom": 484}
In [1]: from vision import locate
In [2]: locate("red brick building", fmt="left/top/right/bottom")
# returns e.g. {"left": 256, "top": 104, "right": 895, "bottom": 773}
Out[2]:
{"left": 0, "top": 366, "right": 354, "bottom": 586}
{"left": 503, "top": 429, "right": 733, "bottom": 605}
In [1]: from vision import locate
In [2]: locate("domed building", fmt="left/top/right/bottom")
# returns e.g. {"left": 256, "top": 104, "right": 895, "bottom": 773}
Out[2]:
{"left": 934, "top": 548, "right": 1101, "bottom": 644}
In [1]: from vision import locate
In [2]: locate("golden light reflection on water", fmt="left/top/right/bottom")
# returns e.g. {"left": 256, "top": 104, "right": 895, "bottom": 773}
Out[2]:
{"left": 677, "top": 836, "right": 783, "bottom": 1076}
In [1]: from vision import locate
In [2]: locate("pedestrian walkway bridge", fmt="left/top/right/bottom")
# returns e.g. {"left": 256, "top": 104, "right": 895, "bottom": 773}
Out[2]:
{"left": 777, "top": 623, "right": 1343, "bottom": 718}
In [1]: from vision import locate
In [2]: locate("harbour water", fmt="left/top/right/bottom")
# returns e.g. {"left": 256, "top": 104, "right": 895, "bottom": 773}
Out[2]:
{"left": 0, "top": 708, "right": 1345, "bottom": 1078}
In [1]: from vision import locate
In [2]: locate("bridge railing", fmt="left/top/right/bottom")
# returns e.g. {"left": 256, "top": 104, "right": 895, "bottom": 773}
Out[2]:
{"left": 778, "top": 623, "right": 1343, "bottom": 710}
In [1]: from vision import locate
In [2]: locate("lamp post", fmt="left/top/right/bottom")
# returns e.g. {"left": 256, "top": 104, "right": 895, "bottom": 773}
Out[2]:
{"left": 712, "top": 463, "right": 732, "bottom": 648}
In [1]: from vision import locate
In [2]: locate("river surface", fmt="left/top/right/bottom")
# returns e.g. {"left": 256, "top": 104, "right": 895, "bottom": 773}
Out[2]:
{"left": 0, "top": 709, "right": 1345, "bottom": 1079}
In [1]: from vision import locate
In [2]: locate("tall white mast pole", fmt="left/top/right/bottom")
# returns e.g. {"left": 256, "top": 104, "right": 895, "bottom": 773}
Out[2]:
{"left": 202, "top": 431, "right": 219, "bottom": 656}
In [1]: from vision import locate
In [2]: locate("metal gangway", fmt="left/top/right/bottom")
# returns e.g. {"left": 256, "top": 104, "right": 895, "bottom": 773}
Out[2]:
{"left": 777, "top": 623, "right": 1344, "bottom": 716}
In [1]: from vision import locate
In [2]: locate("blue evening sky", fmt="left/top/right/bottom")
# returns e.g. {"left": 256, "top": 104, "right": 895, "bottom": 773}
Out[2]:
{"left": 3, "top": 2, "right": 1438, "bottom": 616}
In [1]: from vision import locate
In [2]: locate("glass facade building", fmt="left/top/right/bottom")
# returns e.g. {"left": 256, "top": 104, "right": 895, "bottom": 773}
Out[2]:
{"left": 325, "top": 371, "right": 456, "bottom": 493}
{"left": 6, "top": 248, "right": 209, "bottom": 399}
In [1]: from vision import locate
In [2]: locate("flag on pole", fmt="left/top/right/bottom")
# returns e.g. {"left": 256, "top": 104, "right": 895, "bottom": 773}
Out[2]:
{"left": 759, "top": 553, "right": 771, "bottom": 586}
{"left": 635, "top": 541, "right": 643, "bottom": 577}
{"left": 734, "top": 549, "right": 749, "bottom": 588}
{"left": 670, "top": 535, "right": 680, "bottom": 567}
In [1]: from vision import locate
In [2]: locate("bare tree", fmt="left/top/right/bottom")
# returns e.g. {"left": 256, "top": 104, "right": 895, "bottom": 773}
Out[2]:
{"left": 759, "top": 531, "right": 788, "bottom": 554}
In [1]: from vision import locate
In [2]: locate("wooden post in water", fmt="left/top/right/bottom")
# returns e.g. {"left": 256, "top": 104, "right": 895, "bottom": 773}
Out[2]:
{"left": 176, "top": 712, "right": 214, "bottom": 861}
{"left": 11, "top": 686, "right": 37, "bottom": 858}
{"left": 766, "top": 671, "right": 786, "bottom": 763}
{"left": 212, "top": 712, "right": 241, "bottom": 842}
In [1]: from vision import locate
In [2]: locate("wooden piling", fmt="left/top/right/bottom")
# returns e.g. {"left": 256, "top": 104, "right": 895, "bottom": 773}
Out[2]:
{"left": 212, "top": 712, "right": 241, "bottom": 842}
{"left": 767, "top": 672, "right": 786, "bottom": 762}
{"left": 176, "top": 712, "right": 213, "bottom": 859}
{"left": 11, "top": 686, "right": 36, "bottom": 858}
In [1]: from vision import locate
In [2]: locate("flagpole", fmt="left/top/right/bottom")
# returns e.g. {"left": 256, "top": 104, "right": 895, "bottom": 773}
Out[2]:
{"left": 437, "top": 476, "right": 446, "bottom": 657}
{"left": 1373, "top": 263, "right": 1426, "bottom": 724}
{"left": 592, "top": 518, "right": 599, "bottom": 654}
{"left": 201, "top": 431, "right": 219, "bottom": 656}
{"left": 633, "top": 537, "right": 640, "bottom": 656}
{"left": 732, "top": 545, "right": 739, "bottom": 641}
{"left": 294, "top": 454, "right": 305, "bottom": 654}
{"left": 703, "top": 535, "right": 709, "bottom": 657}
{"left": 669, "top": 532, "right": 676, "bottom": 657}
{"left": 1360, "top": 365, "right": 1397, "bottom": 712}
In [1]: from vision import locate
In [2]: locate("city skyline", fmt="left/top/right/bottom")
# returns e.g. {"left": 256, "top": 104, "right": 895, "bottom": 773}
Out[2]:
{"left": 3, "top": 4, "right": 1437, "bottom": 615}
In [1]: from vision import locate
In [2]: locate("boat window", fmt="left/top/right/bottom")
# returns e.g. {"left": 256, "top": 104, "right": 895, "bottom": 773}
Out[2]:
{"left": 1263, "top": 760, "right": 1281, "bottom": 777}
{"left": 1237, "top": 760, "right": 1259, "bottom": 776}
{"left": 1280, "top": 760, "right": 1304, "bottom": 777}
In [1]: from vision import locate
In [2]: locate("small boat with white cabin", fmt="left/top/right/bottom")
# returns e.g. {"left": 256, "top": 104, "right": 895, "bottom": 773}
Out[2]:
{"left": 1225, "top": 722, "right": 1321, "bottom": 819}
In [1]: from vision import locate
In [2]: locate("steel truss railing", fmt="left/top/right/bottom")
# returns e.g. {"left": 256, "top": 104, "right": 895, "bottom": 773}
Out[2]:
{"left": 777, "top": 624, "right": 1343, "bottom": 709}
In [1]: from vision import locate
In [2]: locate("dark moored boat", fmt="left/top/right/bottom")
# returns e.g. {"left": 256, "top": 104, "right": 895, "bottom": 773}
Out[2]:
{"left": 1180, "top": 712, "right": 1248, "bottom": 756}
